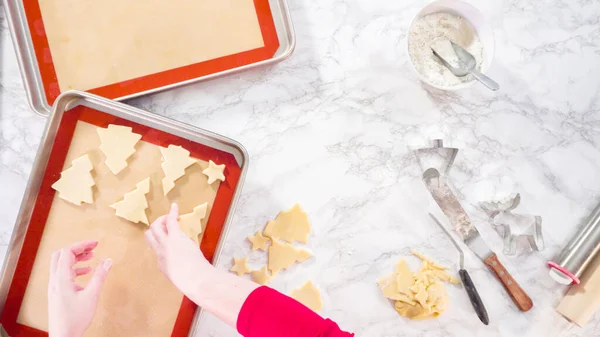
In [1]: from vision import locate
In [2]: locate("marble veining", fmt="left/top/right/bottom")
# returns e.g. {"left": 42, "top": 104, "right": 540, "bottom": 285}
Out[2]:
{"left": 2, "top": 0, "right": 600, "bottom": 336}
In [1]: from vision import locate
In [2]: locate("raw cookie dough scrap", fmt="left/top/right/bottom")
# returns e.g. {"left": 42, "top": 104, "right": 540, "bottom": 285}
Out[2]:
{"left": 378, "top": 251, "right": 458, "bottom": 320}
{"left": 230, "top": 257, "right": 251, "bottom": 276}
{"left": 179, "top": 203, "right": 208, "bottom": 244}
{"left": 248, "top": 231, "right": 270, "bottom": 251}
{"left": 264, "top": 204, "right": 312, "bottom": 244}
{"left": 51, "top": 154, "right": 95, "bottom": 206}
{"left": 97, "top": 124, "right": 142, "bottom": 175}
{"left": 290, "top": 281, "right": 323, "bottom": 312}
{"left": 268, "top": 239, "right": 312, "bottom": 275}
{"left": 202, "top": 160, "right": 226, "bottom": 184}
{"left": 251, "top": 266, "right": 272, "bottom": 285}
{"left": 160, "top": 145, "right": 197, "bottom": 196}
{"left": 110, "top": 178, "right": 151, "bottom": 225}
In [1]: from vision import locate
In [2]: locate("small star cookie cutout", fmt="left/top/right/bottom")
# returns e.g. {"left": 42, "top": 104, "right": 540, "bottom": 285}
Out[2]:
{"left": 248, "top": 231, "right": 270, "bottom": 251}
{"left": 179, "top": 203, "right": 208, "bottom": 244}
{"left": 202, "top": 160, "right": 226, "bottom": 184}
{"left": 230, "top": 257, "right": 250, "bottom": 276}
{"left": 251, "top": 266, "right": 272, "bottom": 285}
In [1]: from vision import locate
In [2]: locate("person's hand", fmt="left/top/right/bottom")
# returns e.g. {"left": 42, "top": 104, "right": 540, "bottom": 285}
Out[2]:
{"left": 145, "top": 203, "right": 213, "bottom": 298}
{"left": 48, "top": 241, "right": 112, "bottom": 337}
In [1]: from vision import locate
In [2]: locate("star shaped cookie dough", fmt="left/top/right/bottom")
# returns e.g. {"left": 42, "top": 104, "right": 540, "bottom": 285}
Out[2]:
{"left": 230, "top": 257, "right": 250, "bottom": 276}
{"left": 264, "top": 204, "right": 311, "bottom": 244}
{"left": 202, "top": 160, "right": 226, "bottom": 184}
{"left": 251, "top": 266, "right": 272, "bottom": 285}
{"left": 179, "top": 203, "right": 208, "bottom": 244}
{"left": 248, "top": 231, "right": 270, "bottom": 251}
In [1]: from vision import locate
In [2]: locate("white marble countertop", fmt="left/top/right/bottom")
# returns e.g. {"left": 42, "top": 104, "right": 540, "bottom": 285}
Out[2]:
{"left": 2, "top": 0, "right": 600, "bottom": 336}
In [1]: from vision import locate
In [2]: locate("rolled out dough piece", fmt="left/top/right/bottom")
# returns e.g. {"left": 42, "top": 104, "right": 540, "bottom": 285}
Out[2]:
{"left": 179, "top": 203, "right": 208, "bottom": 244}
{"left": 202, "top": 160, "right": 226, "bottom": 184}
{"left": 110, "top": 178, "right": 151, "bottom": 225}
{"left": 250, "top": 266, "right": 272, "bottom": 285}
{"left": 264, "top": 204, "right": 312, "bottom": 244}
{"left": 268, "top": 239, "right": 312, "bottom": 275}
{"left": 378, "top": 253, "right": 454, "bottom": 320}
{"left": 230, "top": 257, "right": 250, "bottom": 276}
{"left": 248, "top": 231, "right": 270, "bottom": 251}
{"left": 160, "top": 145, "right": 197, "bottom": 195}
{"left": 97, "top": 125, "right": 142, "bottom": 174}
{"left": 290, "top": 281, "right": 323, "bottom": 312}
{"left": 51, "top": 154, "right": 95, "bottom": 205}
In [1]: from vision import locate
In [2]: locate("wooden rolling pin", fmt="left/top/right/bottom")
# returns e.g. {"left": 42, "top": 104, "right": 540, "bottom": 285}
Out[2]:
{"left": 556, "top": 251, "right": 600, "bottom": 326}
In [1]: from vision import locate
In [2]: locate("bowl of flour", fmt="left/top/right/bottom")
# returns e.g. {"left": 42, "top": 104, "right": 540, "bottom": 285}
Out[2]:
{"left": 407, "top": 0, "right": 494, "bottom": 90}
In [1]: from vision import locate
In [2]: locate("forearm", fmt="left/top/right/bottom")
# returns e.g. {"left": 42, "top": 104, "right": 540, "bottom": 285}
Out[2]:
{"left": 187, "top": 265, "right": 259, "bottom": 327}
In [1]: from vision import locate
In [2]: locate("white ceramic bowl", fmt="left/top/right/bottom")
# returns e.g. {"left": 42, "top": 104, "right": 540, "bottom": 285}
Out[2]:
{"left": 407, "top": 0, "right": 495, "bottom": 90}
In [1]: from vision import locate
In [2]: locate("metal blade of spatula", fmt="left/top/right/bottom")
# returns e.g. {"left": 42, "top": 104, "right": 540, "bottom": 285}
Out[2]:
{"left": 422, "top": 168, "right": 533, "bottom": 312}
{"left": 414, "top": 139, "right": 458, "bottom": 176}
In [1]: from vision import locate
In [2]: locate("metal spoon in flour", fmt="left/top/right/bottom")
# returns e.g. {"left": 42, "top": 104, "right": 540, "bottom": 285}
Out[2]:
{"left": 431, "top": 42, "right": 500, "bottom": 91}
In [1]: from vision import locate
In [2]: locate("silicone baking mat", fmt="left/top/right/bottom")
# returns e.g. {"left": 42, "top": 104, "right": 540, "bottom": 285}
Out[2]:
{"left": 0, "top": 106, "right": 242, "bottom": 336}
{"left": 24, "top": 0, "right": 279, "bottom": 105}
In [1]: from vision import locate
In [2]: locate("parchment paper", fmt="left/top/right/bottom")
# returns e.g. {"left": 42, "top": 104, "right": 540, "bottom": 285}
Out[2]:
{"left": 38, "top": 0, "right": 265, "bottom": 91}
{"left": 17, "top": 121, "right": 219, "bottom": 336}
{"left": 556, "top": 253, "right": 600, "bottom": 327}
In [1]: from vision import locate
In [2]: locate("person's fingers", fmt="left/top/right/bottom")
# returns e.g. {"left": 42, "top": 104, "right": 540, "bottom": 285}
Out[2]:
{"left": 76, "top": 251, "right": 95, "bottom": 262}
{"left": 75, "top": 284, "right": 84, "bottom": 291}
{"left": 150, "top": 215, "right": 168, "bottom": 243}
{"left": 57, "top": 247, "right": 77, "bottom": 281}
{"left": 68, "top": 240, "right": 98, "bottom": 256}
{"left": 145, "top": 230, "right": 160, "bottom": 252}
{"left": 84, "top": 259, "right": 112, "bottom": 299}
{"left": 50, "top": 250, "right": 61, "bottom": 278}
{"left": 74, "top": 266, "right": 92, "bottom": 277}
{"left": 166, "top": 203, "right": 180, "bottom": 234}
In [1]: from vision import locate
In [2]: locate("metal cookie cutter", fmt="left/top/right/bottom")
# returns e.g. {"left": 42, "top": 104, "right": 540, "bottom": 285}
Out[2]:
{"left": 480, "top": 194, "right": 544, "bottom": 256}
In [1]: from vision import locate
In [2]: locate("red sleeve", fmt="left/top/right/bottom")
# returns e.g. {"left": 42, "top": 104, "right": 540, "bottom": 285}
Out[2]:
{"left": 237, "top": 286, "right": 354, "bottom": 337}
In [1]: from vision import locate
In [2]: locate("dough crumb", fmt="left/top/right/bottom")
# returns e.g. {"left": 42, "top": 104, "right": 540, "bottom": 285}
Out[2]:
{"left": 52, "top": 154, "right": 95, "bottom": 205}
{"left": 230, "top": 257, "right": 250, "bottom": 276}
{"left": 378, "top": 252, "right": 458, "bottom": 320}
{"left": 202, "top": 160, "right": 226, "bottom": 184}
{"left": 264, "top": 204, "right": 311, "bottom": 244}
{"left": 290, "top": 281, "right": 323, "bottom": 312}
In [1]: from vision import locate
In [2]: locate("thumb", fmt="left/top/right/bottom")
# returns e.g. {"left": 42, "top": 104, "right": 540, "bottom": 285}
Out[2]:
{"left": 85, "top": 258, "right": 112, "bottom": 299}
{"left": 166, "top": 203, "right": 180, "bottom": 234}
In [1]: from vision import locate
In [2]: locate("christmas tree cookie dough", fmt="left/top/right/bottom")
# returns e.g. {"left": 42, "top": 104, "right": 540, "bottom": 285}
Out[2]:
{"left": 268, "top": 239, "right": 312, "bottom": 275}
{"left": 202, "top": 160, "right": 226, "bottom": 184}
{"left": 110, "top": 178, "right": 151, "bottom": 225}
{"left": 264, "top": 204, "right": 311, "bottom": 244}
{"left": 230, "top": 257, "right": 250, "bottom": 276}
{"left": 179, "top": 203, "right": 208, "bottom": 244}
{"left": 250, "top": 266, "right": 272, "bottom": 285}
{"left": 378, "top": 251, "right": 458, "bottom": 320}
{"left": 52, "top": 154, "right": 95, "bottom": 205}
{"left": 97, "top": 124, "right": 142, "bottom": 174}
{"left": 160, "top": 145, "right": 196, "bottom": 196}
{"left": 290, "top": 281, "right": 323, "bottom": 312}
{"left": 248, "top": 231, "right": 270, "bottom": 251}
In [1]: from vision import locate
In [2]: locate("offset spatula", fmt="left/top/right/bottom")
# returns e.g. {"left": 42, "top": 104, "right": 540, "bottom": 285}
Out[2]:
{"left": 423, "top": 168, "right": 533, "bottom": 312}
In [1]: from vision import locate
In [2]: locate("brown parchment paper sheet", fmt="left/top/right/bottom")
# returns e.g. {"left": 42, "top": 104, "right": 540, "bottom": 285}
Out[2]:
{"left": 38, "top": 0, "right": 265, "bottom": 91}
{"left": 556, "top": 253, "right": 600, "bottom": 327}
{"left": 17, "top": 121, "right": 220, "bottom": 336}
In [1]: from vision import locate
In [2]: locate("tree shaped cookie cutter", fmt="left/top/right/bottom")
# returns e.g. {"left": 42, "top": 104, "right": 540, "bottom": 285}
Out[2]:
{"left": 480, "top": 194, "right": 544, "bottom": 256}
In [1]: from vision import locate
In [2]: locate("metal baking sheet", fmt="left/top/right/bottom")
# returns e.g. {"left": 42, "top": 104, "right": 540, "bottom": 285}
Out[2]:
{"left": 3, "top": 0, "right": 295, "bottom": 116}
{"left": 0, "top": 90, "right": 249, "bottom": 336}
